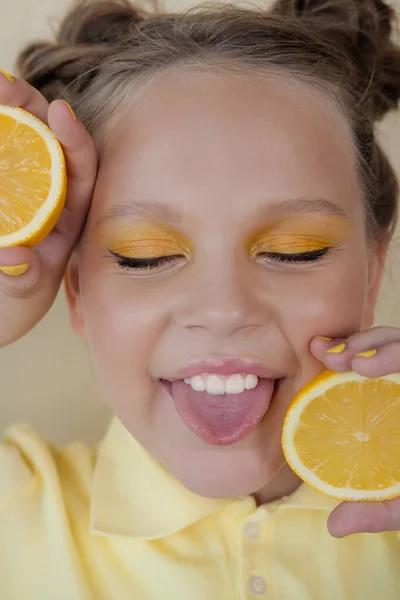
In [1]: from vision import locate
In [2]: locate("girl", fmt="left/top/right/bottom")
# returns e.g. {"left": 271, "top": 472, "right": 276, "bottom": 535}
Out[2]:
{"left": 0, "top": 0, "right": 400, "bottom": 598}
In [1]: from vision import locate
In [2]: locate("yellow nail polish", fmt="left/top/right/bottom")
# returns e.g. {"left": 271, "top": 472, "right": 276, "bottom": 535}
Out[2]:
{"left": 326, "top": 343, "right": 346, "bottom": 354}
{"left": 60, "top": 100, "right": 76, "bottom": 121}
{"left": 0, "top": 69, "right": 14, "bottom": 83}
{"left": 0, "top": 263, "right": 30, "bottom": 276}
{"left": 316, "top": 336, "right": 333, "bottom": 341}
{"left": 356, "top": 349, "right": 377, "bottom": 358}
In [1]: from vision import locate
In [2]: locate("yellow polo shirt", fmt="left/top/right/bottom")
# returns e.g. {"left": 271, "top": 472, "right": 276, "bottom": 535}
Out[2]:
{"left": 1, "top": 417, "right": 400, "bottom": 600}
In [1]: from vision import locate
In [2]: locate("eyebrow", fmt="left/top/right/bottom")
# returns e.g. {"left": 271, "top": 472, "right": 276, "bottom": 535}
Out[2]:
{"left": 95, "top": 197, "right": 348, "bottom": 227}
{"left": 261, "top": 198, "right": 348, "bottom": 220}
{"left": 95, "top": 200, "right": 180, "bottom": 227}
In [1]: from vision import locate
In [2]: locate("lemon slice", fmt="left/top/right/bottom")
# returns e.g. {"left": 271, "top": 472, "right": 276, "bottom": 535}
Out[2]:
{"left": 0, "top": 105, "right": 66, "bottom": 248}
{"left": 282, "top": 370, "right": 400, "bottom": 501}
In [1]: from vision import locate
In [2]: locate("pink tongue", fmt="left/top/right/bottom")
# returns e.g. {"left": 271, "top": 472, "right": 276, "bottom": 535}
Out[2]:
{"left": 171, "top": 378, "right": 275, "bottom": 446}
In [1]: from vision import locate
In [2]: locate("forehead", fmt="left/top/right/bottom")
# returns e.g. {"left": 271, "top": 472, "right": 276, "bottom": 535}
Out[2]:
{"left": 95, "top": 67, "right": 362, "bottom": 224}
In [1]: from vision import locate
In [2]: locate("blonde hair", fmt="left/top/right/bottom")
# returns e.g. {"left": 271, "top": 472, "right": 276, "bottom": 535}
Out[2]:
{"left": 17, "top": 0, "right": 400, "bottom": 240}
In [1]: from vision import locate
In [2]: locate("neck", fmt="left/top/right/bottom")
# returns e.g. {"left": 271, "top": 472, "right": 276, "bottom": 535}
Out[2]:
{"left": 253, "top": 464, "right": 302, "bottom": 505}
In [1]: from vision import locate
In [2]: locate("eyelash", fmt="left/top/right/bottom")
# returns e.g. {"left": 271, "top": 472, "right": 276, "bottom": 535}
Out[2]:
{"left": 109, "top": 251, "right": 182, "bottom": 271}
{"left": 259, "top": 248, "right": 330, "bottom": 264}
{"left": 109, "top": 247, "right": 330, "bottom": 271}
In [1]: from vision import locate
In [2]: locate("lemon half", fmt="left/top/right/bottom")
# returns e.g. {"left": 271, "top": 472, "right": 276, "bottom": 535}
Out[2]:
{"left": 282, "top": 370, "right": 400, "bottom": 501}
{"left": 0, "top": 105, "right": 66, "bottom": 248}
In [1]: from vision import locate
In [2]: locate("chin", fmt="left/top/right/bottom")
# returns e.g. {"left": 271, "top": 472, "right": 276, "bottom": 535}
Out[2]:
{"left": 169, "top": 438, "right": 284, "bottom": 499}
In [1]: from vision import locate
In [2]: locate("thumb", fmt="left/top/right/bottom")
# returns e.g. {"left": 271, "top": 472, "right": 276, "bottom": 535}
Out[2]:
{"left": 328, "top": 499, "right": 400, "bottom": 538}
{"left": 0, "top": 246, "right": 54, "bottom": 349}
{"left": 0, "top": 246, "right": 41, "bottom": 293}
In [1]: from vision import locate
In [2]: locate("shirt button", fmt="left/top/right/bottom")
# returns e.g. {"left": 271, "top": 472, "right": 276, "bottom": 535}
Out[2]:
{"left": 248, "top": 575, "right": 267, "bottom": 596}
{"left": 244, "top": 522, "right": 261, "bottom": 540}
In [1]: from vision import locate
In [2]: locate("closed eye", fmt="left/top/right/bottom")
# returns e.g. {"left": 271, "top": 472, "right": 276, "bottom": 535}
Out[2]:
{"left": 258, "top": 248, "right": 330, "bottom": 264}
{"left": 109, "top": 247, "right": 331, "bottom": 272}
{"left": 109, "top": 250, "right": 184, "bottom": 271}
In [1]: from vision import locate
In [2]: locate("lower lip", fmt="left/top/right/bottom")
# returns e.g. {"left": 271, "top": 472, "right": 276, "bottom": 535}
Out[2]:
{"left": 162, "top": 378, "right": 276, "bottom": 446}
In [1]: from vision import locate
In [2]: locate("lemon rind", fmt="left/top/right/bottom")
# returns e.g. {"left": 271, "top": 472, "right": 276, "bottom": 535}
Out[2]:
{"left": 0, "top": 104, "right": 66, "bottom": 248}
{"left": 282, "top": 370, "right": 400, "bottom": 501}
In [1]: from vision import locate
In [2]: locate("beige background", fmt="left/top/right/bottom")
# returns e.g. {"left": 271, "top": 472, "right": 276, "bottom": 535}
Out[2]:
{"left": 0, "top": 0, "right": 399, "bottom": 445}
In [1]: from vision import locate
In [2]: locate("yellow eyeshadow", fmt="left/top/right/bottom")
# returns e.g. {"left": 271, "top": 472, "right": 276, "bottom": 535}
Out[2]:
{"left": 247, "top": 215, "right": 350, "bottom": 257}
{"left": 251, "top": 233, "right": 331, "bottom": 255}
{"left": 96, "top": 222, "right": 193, "bottom": 259}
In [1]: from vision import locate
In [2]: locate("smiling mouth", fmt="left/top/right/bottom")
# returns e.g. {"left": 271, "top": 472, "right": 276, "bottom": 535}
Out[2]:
{"left": 161, "top": 374, "right": 279, "bottom": 446}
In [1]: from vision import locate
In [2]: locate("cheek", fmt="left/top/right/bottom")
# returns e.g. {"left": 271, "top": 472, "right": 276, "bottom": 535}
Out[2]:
{"left": 78, "top": 260, "right": 169, "bottom": 396}
{"left": 266, "top": 255, "right": 368, "bottom": 397}
{"left": 275, "top": 257, "right": 368, "bottom": 356}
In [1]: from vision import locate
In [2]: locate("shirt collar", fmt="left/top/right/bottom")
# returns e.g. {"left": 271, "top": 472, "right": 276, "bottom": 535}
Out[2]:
{"left": 90, "top": 417, "right": 228, "bottom": 540}
{"left": 90, "top": 417, "right": 339, "bottom": 540}
{"left": 278, "top": 480, "right": 339, "bottom": 512}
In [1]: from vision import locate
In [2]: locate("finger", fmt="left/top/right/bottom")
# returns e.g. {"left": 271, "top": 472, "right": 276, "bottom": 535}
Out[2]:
{"left": 0, "top": 246, "right": 56, "bottom": 349}
{"left": 328, "top": 498, "right": 400, "bottom": 538}
{"left": 310, "top": 336, "right": 340, "bottom": 360}
{"left": 311, "top": 327, "right": 400, "bottom": 359}
{"left": 346, "top": 327, "right": 400, "bottom": 351}
{"left": 310, "top": 336, "right": 353, "bottom": 372}
{"left": 36, "top": 100, "right": 97, "bottom": 268}
{"left": 0, "top": 70, "right": 49, "bottom": 122}
{"left": 48, "top": 99, "right": 97, "bottom": 226}
{"left": 351, "top": 342, "right": 400, "bottom": 377}
{"left": 310, "top": 327, "right": 400, "bottom": 375}
{"left": 0, "top": 246, "right": 42, "bottom": 297}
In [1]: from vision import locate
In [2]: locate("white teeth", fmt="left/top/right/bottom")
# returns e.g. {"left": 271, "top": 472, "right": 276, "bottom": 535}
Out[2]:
{"left": 225, "top": 374, "right": 246, "bottom": 394}
{"left": 190, "top": 375, "right": 205, "bottom": 392}
{"left": 184, "top": 373, "right": 259, "bottom": 395}
{"left": 205, "top": 375, "right": 226, "bottom": 395}
{"left": 245, "top": 374, "right": 258, "bottom": 390}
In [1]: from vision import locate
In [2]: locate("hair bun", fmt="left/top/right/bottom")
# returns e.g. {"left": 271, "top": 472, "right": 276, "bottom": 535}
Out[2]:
{"left": 57, "top": 0, "right": 145, "bottom": 46}
{"left": 17, "top": 0, "right": 148, "bottom": 103}
{"left": 272, "top": 0, "right": 400, "bottom": 121}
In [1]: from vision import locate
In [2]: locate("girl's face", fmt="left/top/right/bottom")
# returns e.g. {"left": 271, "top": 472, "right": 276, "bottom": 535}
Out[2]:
{"left": 66, "top": 69, "right": 383, "bottom": 499}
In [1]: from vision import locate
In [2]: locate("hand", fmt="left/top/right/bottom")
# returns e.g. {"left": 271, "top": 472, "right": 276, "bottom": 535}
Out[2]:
{"left": 310, "top": 327, "right": 400, "bottom": 538}
{"left": 0, "top": 71, "right": 97, "bottom": 348}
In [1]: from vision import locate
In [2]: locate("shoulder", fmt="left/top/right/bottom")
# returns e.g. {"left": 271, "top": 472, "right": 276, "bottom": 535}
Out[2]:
{"left": 0, "top": 422, "right": 97, "bottom": 510}
{"left": 0, "top": 424, "right": 33, "bottom": 507}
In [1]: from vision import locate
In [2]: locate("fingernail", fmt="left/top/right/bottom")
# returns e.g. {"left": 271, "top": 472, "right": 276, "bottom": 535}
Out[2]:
{"left": 326, "top": 343, "right": 346, "bottom": 354}
{"left": 60, "top": 100, "right": 76, "bottom": 121}
{"left": 355, "top": 349, "right": 377, "bottom": 358}
{"left": 0, "top": 263, "right": 30, "bottom": 276}
{"left": 0, "top": 69, "right": 14, "bottom": 83}
{"left": 316, "top": 336, "right": 333, "bottom": 341}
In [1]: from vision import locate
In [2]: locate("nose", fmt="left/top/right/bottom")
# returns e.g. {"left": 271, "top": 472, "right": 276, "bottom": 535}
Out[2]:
{"left": 175, "top": 260, "right": 269, "bottom": 338}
